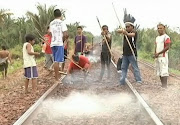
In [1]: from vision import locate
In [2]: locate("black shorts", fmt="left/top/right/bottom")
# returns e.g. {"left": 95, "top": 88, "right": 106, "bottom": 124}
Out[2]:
{"left": 0, "top": 62, "right": 8, "bottom": 71}
{"left": 101, "top": 52, "right": 111, "bottom": 65}
{"left": 64, "top": 49, "right": 67, "bottom": 60}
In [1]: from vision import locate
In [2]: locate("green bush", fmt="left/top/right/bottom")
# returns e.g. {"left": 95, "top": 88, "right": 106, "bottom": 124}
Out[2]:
{"left": 33, "top": 44, "right": 44, "bottom": 58}
{"left": 138, "top": 51, "right": 154, "bottom": 63}
{"left": 8, "top": 59, "right": 23, "bottom": 74}
{"left": 10, "top": 44, "right": 43, "bottom": 59}
{"left": 33, "top": 44, "right": 42, "bottom": 53}
{"left": 10, "top": 45, "right": 23, "bottom": 59}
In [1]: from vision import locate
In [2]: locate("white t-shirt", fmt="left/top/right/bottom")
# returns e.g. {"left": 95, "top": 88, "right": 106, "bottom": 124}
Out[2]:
{"left": 155, "top": 34, "right": 171, "bottom": 57}
{"left": 50, "top": 19, "right": 67, "bottom": 47}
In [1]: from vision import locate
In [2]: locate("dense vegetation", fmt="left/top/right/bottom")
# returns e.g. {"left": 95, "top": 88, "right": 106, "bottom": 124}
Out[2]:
{"left": 0, "top": 4, "right": 179, "bottom": 73}
{"left": 0, "top": 4, "right": 93, "bottom": 58}
{"left": 0, "top": 4, "right": 93, "bottom": 74}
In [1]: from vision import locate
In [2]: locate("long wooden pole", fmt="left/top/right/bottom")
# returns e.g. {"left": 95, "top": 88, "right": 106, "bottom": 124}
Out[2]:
{"left": 92, "top": 37, "right": 94, "bottom": 51}
{"left": 81, "top": 32, "right": 83, "bottom": 54}
{"left": 64, "top": 55, "right": 83, "bottom": 70}
{"left": 59, "top": 71, "right": 67, "bottom": 75}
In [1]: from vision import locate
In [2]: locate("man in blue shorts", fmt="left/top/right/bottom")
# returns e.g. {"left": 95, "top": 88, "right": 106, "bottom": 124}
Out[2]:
{"left": 50, "top": 9, "right": 68, "bottom": 82}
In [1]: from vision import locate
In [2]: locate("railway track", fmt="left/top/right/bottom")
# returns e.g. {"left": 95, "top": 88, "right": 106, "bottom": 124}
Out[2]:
{"left": 138, "top": 60, "right": 180, "bottom": 80}
{"left": 13, "top": 47, "right": 163, "bottom": 125}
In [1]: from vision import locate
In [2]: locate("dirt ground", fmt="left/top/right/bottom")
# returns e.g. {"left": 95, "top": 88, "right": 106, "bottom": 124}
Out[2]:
{"left": 113, "top": 47, "right": 180, "bottom": 125}
{"left": 0, "top": 62, "right": 69, "bottom": 125}
{"left": 129, "top": 63, "right": 180, "bottom": 125}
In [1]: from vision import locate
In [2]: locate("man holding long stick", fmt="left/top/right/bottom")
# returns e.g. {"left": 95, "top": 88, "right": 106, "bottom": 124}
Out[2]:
{"left": 117, "top": 22, "right": 142, "bottom": 85}
{"left": 67, "top": 54, "right": 90, "bottom": 74}
{"left": 98, "top": 25, "right": 112, "bottom": 81}
{"left": 66, "top": 54, "right": 90, "bottom": 84}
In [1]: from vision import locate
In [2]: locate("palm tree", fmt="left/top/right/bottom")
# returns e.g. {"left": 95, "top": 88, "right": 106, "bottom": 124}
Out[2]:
{"left": 0, "top": 9, "right": 13, "bottom": 26}
{"left": 26, "top": 3, "right": 66, "bottom": 40}
{"left": 14, "top": 17, "right": 34, "bottom": 44}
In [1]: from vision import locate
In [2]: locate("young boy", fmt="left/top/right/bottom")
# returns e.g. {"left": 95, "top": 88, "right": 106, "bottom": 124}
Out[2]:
{"left": 42, "top": 26, "right": 53, "bottom": 70}
{"left": 23, "top": 34, "right": 40, "bottom": 93}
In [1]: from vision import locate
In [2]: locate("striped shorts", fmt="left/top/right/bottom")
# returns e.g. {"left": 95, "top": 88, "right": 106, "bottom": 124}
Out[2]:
{"left": 24, "top": 66, "right": 38, "bottom": 79}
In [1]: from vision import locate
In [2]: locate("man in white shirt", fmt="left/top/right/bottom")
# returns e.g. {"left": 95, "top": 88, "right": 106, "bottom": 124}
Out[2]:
{"left": 154, "top": 23, "right": 171, "bottom": 88}
{"left": 50, "top": 9, "right": 68, "bottom": 82}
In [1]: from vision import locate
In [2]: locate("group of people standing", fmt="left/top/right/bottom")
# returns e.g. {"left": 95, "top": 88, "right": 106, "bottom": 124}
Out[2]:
{"left": 23, "top": 9, "right": 90, "bottom": 93}
{"left": 22, "top": 8, "right": 171, "bottom": 93}
{"left": 118, "top": 22, "right": 171, "bottom": 88}
{"left": 98, "top": 22, "right": 171, "bottom": 88}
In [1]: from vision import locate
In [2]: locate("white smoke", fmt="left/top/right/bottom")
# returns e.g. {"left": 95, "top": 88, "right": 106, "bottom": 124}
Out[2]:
{"left": 42, "top": 91, "right": 133, "bottom": 117}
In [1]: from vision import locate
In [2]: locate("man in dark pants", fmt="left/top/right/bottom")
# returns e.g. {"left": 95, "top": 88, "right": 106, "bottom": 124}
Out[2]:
{"left": 117, "top": 22, "right": 142, "bottom": 85}
{"left": 98, "top": 25, "right": 112, "bottom": 81}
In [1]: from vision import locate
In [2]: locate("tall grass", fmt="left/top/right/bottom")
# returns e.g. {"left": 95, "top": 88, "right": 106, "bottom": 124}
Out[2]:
{"left": 0, "top": 44, "right": 44, "bottom": 78}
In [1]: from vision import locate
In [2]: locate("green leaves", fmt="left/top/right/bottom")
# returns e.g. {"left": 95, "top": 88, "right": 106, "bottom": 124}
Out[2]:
{"left": 26, "top": 4, "right": 56, "bottom": 40}
{"left": 26, "top": 3, "right": 66, "bottom": 41}
{"left": 0, "top": 9, "right": 13, "bottom": 26}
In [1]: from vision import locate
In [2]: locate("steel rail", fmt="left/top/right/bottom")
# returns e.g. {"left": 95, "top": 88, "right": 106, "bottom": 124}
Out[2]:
{"left": 139, "top": 60, "right": 180, "bottom": 80}
{"left": 13, "top": 75, "right": 66, "bottom": 125}
{"left": 111, "top": 59, "right": 164, "bottom": 125}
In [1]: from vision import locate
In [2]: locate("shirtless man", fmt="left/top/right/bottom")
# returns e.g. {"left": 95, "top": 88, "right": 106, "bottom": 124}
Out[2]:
{"left": 0, "top": 46, "right": 11, "bottom": 79}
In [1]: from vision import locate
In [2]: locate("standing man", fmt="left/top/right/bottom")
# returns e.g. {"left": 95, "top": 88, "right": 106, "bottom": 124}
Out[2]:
{"left": 117, "top": 22, "right": 142, "bottom": 85}
{"left": 98, "top": 25, "right": 112, "bottom": 81}
{"left": 154, "top": 23, "right": 171, "bottom": 88}
{"left": 50, "top": 9, "right": 68, "bottom": 82}
{"left": 0, "top": 46, "right": 11, "bottom": 79}
{"left": 74, "top": 26, "right": 87, "bottom": 55}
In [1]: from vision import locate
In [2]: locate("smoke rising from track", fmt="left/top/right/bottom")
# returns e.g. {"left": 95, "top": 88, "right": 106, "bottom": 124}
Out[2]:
{"left": 43, "top": 91, "right": 133, "bottom": 117}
